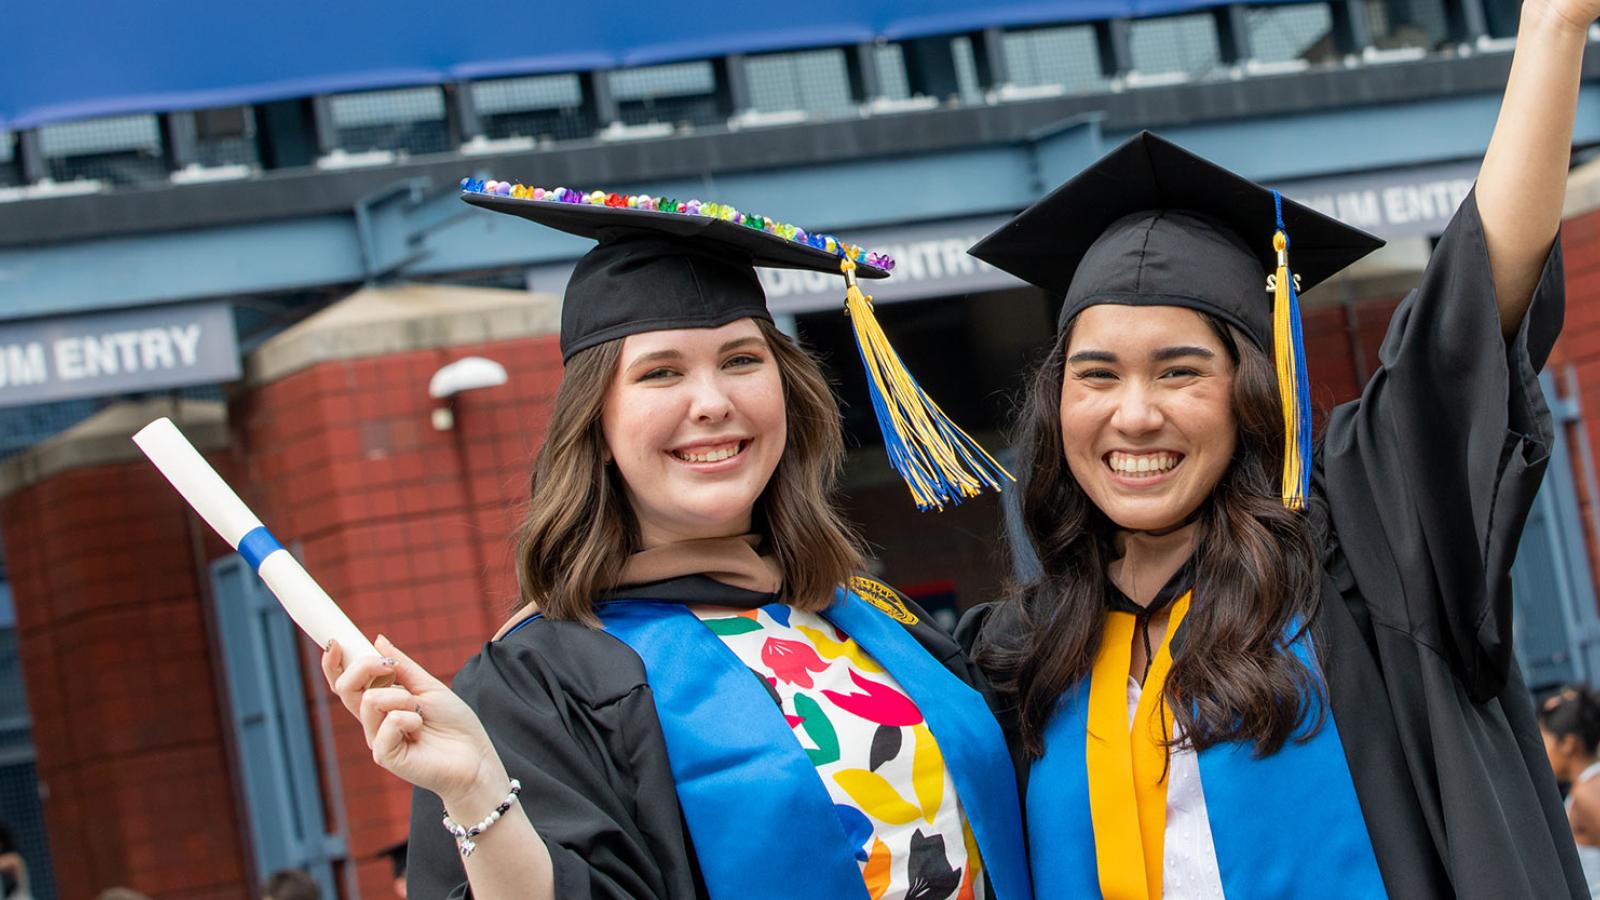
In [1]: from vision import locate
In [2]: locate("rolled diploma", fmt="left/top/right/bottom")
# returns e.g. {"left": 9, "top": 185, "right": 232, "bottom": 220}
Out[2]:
{"left": 132, "top": 417, "right": 381, "bottom": 662}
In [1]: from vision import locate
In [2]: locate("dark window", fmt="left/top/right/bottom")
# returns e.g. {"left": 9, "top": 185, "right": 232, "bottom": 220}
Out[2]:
{"left": 474, "top": 74, "right": 594, "bottom": 144}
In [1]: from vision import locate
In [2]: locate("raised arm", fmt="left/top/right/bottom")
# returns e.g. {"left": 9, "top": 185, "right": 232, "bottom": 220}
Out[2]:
{"left": 1477, "top": 0, "right": 1595, "bottom": 335}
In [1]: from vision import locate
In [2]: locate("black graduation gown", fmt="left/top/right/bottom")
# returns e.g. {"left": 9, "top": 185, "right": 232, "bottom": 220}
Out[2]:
{"left": 407, "top": 575, "right": 991, "bottom": 899}
{"left": 961, "top": 193, "right": 1587, "bottom": 899}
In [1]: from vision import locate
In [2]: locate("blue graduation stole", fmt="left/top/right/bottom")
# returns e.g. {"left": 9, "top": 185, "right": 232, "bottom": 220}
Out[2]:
{"left": 1027, "top": 623, "right": 1387, "bottom": 899}
{"left": 598, "top": 586, "right": 1033, "bottom": 900}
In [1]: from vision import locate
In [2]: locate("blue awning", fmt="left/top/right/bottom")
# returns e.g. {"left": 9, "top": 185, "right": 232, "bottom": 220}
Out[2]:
{"left": 4, "top": 0, "right": 1270, "bottom": 130}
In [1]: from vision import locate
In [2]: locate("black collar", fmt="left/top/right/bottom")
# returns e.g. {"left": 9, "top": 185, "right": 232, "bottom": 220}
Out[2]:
{"left": 602, "top": 574, "right": 779, "bottom": 608}
{"left": 1105, "top": 556, "right": 1197, "bottom": 683}
{"left": 1104, "top": 555, "right": 1197, "bottom": 618}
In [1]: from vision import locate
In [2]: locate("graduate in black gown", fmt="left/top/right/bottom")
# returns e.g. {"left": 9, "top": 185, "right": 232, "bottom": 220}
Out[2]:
{"left": 320, "top": 188, "right": 1030, "bottom": 899}
{"left": 957, "top": 2, "right": 1596, "bottom": 896}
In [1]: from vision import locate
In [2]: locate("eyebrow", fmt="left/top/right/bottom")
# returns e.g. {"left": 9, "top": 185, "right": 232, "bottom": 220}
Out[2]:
{"left": 1152, "top": 345, "right": 1215, "bottom": 362}
{"left": 625, "top": 335, "right": 767, "bottom": 369}
{"left": 1067, "top": 346, "right": 1216, "bottom": 364}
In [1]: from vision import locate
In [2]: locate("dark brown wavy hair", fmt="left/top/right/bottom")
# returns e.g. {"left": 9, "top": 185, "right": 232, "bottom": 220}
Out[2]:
{"left": 977, "top": 311, "right": 1323, "bottom": 758}
{"left": 513, "top": 317, "right": 865, "bottom": 625}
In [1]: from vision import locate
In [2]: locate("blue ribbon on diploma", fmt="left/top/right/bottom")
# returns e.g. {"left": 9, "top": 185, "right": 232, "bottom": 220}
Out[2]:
{"left": 238, "top": 526, "right": 284, "bottom": 572}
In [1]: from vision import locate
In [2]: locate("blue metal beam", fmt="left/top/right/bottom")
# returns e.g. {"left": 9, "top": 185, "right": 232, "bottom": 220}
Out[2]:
{"left": 1119, "top": 88, "right": 1600, "bottom": 183}
{"left": 5, "top": 84, "right": 1597, "bottom": 323}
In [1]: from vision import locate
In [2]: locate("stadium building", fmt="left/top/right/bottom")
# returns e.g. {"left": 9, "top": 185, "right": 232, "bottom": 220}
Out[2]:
{"left": 5, "top": 0, "right": 1600, "bottom": 895}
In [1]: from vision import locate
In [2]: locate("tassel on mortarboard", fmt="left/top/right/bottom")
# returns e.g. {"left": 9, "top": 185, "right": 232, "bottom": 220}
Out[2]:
{"left": 839, "top": 257, "right": 1013, "bottom": 510}
{"left": 1270, "top": 190, "right": 1312, "bottom": 510}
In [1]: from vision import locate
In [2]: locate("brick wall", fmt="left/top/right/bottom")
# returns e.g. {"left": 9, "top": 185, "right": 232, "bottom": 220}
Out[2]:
{"left": 1549, "top": 206, "right": 1600, "bottom": 580}
{"left": 0, "top": 456, "right": 246, "bottom": 899}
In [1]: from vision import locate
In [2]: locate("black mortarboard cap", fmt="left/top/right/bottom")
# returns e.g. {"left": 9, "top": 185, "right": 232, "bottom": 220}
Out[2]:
{"left": 968, "top": 131, "right": 1384, "bottom": 349}
{"left": 461, "top": 180, "right": 1009, "bottom": 510}
{"left": 462, "top": 188, "right": 889, "bottom": 361}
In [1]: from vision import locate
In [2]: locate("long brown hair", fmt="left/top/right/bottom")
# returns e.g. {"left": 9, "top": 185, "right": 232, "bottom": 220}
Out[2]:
{"left": 514, "top": 317, "right": 865, "bottom": 624}
{"left": 978, "top": 312, "right": 1323, "bottom": 758}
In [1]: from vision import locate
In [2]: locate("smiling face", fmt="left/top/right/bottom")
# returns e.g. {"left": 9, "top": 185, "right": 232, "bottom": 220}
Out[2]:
{"left": 600, "top": 317, "right": 786, "bottom": 547}
{"left": 1060, "top": 304, "right": 1238, "bottom": 532}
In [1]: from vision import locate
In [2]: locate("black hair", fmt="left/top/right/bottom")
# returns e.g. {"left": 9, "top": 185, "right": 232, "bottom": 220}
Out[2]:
{"left": 1540, "top": 685, "right": 1600, "bottom": 755}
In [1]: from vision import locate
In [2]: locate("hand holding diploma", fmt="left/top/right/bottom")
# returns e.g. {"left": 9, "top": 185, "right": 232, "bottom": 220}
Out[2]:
{"left": 322, "top": 638, "right": 507, "bottom": 811}
{"left": 136, "top": 417, "right": 553, "bottom": 893}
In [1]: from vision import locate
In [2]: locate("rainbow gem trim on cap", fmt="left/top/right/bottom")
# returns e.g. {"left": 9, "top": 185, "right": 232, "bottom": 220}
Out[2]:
{"left": 461, "top": 177, "right": 895, "bottom": 272}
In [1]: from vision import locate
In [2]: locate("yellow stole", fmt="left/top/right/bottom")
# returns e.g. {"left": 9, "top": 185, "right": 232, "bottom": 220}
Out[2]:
{"left": 1086, "top": 591, "right": 1193, "bottom": 900}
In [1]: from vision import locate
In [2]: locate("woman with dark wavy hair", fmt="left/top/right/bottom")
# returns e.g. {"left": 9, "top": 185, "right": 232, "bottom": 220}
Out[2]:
{"left": 958, "top": 2, "right": 1599, "bottom": 897}
{"left": 319, "top": 190, "right": 1030, "bottom": 900}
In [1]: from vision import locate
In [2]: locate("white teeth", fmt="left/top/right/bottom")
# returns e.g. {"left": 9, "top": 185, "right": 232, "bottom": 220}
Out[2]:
{"left": 675, "top": 442, "right": 744, "bottom": 463}
{"left": 1107, "top": 451, "right": 1180, "bottom": 477}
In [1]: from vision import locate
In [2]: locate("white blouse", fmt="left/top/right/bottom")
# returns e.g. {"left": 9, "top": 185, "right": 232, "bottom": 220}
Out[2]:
{"left": 1127, "top": 676, "right": 1226, "bottom": 899}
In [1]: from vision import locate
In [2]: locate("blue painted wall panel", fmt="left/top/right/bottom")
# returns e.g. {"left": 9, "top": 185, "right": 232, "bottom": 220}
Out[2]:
{"left": 0, "top": 217, "right": 363, "bottom": 320}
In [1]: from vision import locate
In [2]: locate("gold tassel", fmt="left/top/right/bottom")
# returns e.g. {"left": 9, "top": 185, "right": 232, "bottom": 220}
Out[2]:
{"left": 840, "top": 258, "right": 1012, "bottom": 510}
{"left": 1272, "top": 231, "right": 1307, "bottom": 510}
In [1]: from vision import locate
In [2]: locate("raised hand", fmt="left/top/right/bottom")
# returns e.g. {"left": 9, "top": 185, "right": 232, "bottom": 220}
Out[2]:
{"left": 1538, "top": 0, "right": 1600, "bottom": 31}
{"left": 1475, "top": 0, "right": 1596, "bottom": 334}
{"left": 321, "top": 635, "right": 509, "bottom": 807}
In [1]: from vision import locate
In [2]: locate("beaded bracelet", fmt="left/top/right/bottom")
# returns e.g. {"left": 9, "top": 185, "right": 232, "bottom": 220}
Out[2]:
{"left": 442, "top": 778, "right": 522, "bottom": 858}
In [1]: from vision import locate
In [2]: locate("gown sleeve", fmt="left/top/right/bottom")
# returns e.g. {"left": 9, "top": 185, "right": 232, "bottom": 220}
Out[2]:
{"left": 406, "top": 625, "right": 699, "bottom": 899}
{"left": 1318, "top": 188, "right": 1564, "bottom": 702}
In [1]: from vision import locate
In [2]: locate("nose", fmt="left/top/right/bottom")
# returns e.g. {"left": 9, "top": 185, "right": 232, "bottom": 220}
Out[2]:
{"left": 687, "top": 371, "right": 735, "bottom": 423}
{"left": 1109, "top": 382, "right": 1164, "bottom": 436}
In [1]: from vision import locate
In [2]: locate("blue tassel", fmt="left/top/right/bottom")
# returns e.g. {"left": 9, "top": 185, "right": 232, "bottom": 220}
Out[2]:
{"left": 1270, "top": 191, "right": 1313, "bottom": 509}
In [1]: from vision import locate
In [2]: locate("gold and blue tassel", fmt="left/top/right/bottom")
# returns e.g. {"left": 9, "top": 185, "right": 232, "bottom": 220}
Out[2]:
{"left": 1270, "top": 190, "right": 1312, "bottom": 510}
{"left": 839, "top": 258, "right": 1013, "bottom": 510}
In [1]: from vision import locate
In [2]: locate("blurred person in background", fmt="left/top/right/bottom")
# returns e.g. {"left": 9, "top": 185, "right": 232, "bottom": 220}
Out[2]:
{"left": 261, "top": 868, "right": 319, "bottom": 900}
{"left": 1543, "top": 686, "right": 1600, "bottom": 896}
{"left": 0, "top": 824, "right": 32, "bottom": 900}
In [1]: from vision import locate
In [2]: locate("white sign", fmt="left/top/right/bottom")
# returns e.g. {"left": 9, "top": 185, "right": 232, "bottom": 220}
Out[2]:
{"left": 0, "top": 301, "right": 240, "bottom": 408}
{"left": 1278, "top": 160, "right": 1482, "bottom": 239}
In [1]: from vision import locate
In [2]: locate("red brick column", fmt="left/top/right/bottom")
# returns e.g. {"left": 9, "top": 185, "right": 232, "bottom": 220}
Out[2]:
{"left": 234, "top": 333, "right": 563, "bottom": 896}
{"left": 1549, "top": 206, "right": 1600, "bottom": 583}
{"left": 0, "top": 405, "right": 247, "bottom": 899}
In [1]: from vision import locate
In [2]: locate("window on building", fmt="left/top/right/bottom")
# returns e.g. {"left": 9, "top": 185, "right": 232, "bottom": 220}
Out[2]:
{"left": 746, "top": 49, "right": 856, "bottom": 119}
{"left": 0, "top": 399, "right": 103, "bottom": 463}
{"left": 38, "top": 114, "right": 167, "bottom": 186}
{"left": 1002, "top": 25, "right": 1109, "bottom": 94}
{"left": 950, "top": 36, "right": 987, "bottom": 104}
{"left": 193, "top": 106, "right": 262, "bottom": 170}
{"left": 473, "top": 74, "right": 594, "bottom": 144}
{"left": 1247, "top": 3, "right": 1337, "bottom": 63}
{"left": 1367, "top": 0, "right": 1450, "bottom": 50}
{"left": 0, "top": 131, "right": 17, "bottom": 187}
{"left": 1481, "top": 0, "right": 1522, "bottom": 38}
{"left": 612, "top": 61, "right": 724, "bottom": 129}
{"left": 0, "top": 584, "right": 55, "bottom": 900}
{"left": 874, "top": 44, "right": 913, "bottom": 100}
{"left": 1130, "top": 13, "right": 1227, "bottom": 80}
{"left": 328, "top": 86, "right": 452, "bottom": 157}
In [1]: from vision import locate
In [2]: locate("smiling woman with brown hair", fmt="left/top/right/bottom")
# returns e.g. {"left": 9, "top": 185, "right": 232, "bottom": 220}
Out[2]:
{"left": 959, "top": 1, "right": 1600, "bottom": 896}
{"left": 317, "top": 190, "right": 1031, "bottom": 900}
{"left": 510, "top": 312, "right": 863, "bottom": 626}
